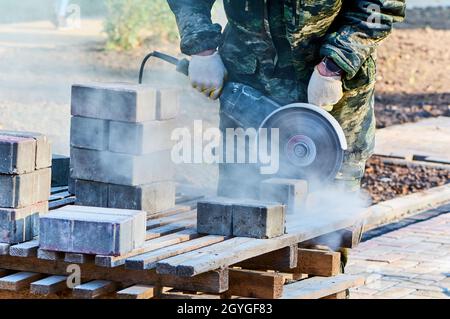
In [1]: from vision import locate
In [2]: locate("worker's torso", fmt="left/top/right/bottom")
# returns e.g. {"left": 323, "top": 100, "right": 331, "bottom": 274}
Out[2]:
{"left": 219, "top": 0, "right": 373, "bottom": 104}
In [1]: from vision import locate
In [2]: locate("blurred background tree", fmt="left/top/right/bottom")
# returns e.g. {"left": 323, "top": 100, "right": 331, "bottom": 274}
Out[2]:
{"left": 104, "top": 0, "right": 178, "bottom": 51}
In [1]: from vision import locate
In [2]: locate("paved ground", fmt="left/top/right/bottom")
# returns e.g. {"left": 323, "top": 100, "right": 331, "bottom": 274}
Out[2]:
{"left": 375, "top": 117, "right": 450, "bottom": 162}
{"left": 348, "top": 204, "right": 450, "bottom": 299}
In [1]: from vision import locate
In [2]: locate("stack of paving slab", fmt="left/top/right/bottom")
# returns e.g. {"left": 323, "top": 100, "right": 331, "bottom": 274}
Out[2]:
{"left": 0, "top": 131, "right": 51, "bottom": 244}
{"left": 70, "top": 83, "right": 179, "bottom": 215}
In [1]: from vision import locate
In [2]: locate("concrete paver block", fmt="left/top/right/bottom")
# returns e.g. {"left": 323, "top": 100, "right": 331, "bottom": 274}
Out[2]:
{"left": 0, "top": 130, "right": 51, "bottom": 170}
{"left": 0, "top": 168, "right": 51, "bottom": 208}
{"left": 39, "top": 205, "right": 146, "bottom": 256}
{"left": 75, "top": 179, "right": 109, "bottom": 208}
{"left": 232, "top": 200, "right": 286, "bottom": 239}
{"left": 71, "top": 83, "right": 158, "bottom": 123}
{"left": 0, "top": 135, "right": 36, "bottom": 174}
{"left": 196, "top": 197, "right": 234, "bottom": 236}
{"left": 156, "top": 88, "right": 180, "bottom": 120}
{"left": 70, "top": 116, "right": 109, "bottom": 151}
{"left": 108, "top": 181, "right": 175, "bottom": 214}
{"left": 109, "top": 120, "right": 174, "bottom": 155}
{"left": 70, "top": 147, "right": 174, "bottom": 186}
{"left": 51, "top": 154, "right": 70, "bottom": 187}
{"left": 260, "top": 178, "right": 308, "bottom": 215}
{"left": 0, "top": 201, "right": 48, "bottom": 244}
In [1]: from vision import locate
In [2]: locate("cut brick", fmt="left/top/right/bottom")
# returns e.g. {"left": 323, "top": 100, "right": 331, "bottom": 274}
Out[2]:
{"left": 0, "top": 201, "right": 48, "bottom": 244}
{"left": 108, "top": 181, "right": 175, "bottom": 214}
{"left": 75, "top": 179, "right": 108, "bottom": 208}
{"left": 196, "top": 197, "right": 234, "bottom": 236}
{"left": 156, "top": 88, "right": 180, "bottom": 120}
{"left": 232, "top": 200, "right": 286, "bottom": 239}
{"left": 109, "top": 120, "right": 174, "bottom": 155}
{"left": 39, "top": 205, "right": 146, "bottom": 256}
{"left": 0, "top": 168, "right": 51, "bottom": 208}
{"left": 70, "top": 147, "right": 174, "bottom": 186}
{"left": 71, "top": 83, "right": 158, "bottom": 123}
{"left": 51, "top": 154, "right": 70, "bottom": 187}
{"left": 0, "top": 135, "right": 36, "bottom": 174}
{"left": 260, "top": 178, "right": 308, "bottom": 215}
{"left": 0, "top": 130, "right": 51, "bottom": 169}
{"left": 70, "top": 116, "right": 109, "bottom": 151}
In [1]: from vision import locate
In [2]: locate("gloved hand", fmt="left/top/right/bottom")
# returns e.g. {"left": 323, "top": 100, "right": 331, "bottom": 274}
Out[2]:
{"left": 189, "top": 50, "right": 227, "bottom": 100}
{"left": 307, "top": 64, "right": 343, "bottom": 112}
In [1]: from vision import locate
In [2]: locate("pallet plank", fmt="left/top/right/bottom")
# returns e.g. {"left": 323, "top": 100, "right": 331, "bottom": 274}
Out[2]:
{"left": 65, "top": 253, "right": 94, "bottom": 264}
{"left": 0, "top": 255, "right": 228, "bottom": 294}
{"left": 234, "top": 246, "right": 298, "bottom": 271}
{"left": 126, "top": 235, "right": 227, "bottom": 270}
{"left": 281, "top": 274, "right": 364, "bottom": 299}
{"left": 9, "top": 240, "right": 40, "bottom": 257}
{"left": 30, "top": 275, "right": 68, "bottom": 295}
{"left": 73, "top": 280, "right": 117, "bottom": 299}
{"left": 147, "top": 205, "right": 191, "bottom": 219}
{"left": 96, "top": 229, "right": 200, "bottom": 268}
{"left": 228, "top": 269, "right": 284, "bottom": 299}
{"left": 146, "top": 211, "right": 196, "bottom": 229}
{"left": 116, "top": 285, "right": 156, "bottom": 299}
{"left": 156, "top": 210, "right": 368, "bottom": 277}
{"left": 38, "top": 249, "right": 65, "bottom": 261}
{"left": 146, "top": 221, "right": 195, "bottom": 240}
{"left": 291, "top": 248, "right": 341, "bottom": 277}
{"left": 0, "top": 272, "right": 44, "bottom": 291}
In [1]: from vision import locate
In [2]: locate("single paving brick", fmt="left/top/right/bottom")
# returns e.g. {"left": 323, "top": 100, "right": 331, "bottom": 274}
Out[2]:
{"left": 39, "top": 205, "right": 146, "bottom": 256}
{"left": 0, "top": 135, "right": 36, "bottom": 174}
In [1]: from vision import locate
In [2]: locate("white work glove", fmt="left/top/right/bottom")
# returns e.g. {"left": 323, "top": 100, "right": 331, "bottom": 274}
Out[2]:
{"left": 189, "top": 51, "right": 227, "bottom": 100}
{"left": 307, "top": 66, "right": 344, "bottom": 112}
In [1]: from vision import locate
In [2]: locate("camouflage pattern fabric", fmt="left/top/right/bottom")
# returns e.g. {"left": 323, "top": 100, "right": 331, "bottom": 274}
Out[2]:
{"left": 168, "top": 0, "right": 406, "bottom": 190}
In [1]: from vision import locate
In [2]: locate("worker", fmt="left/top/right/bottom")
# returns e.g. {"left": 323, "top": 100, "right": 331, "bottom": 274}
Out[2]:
{"left": 52, "top": 0, "right": 70, "bottom": 29}
{"left": 167, "top": 0, "right": 406, "bottom": 197}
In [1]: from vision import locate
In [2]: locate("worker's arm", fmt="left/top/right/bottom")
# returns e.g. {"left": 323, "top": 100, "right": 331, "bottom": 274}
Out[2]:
{"left": 320, "top": 0, "right": 406, "bottom": 79}
{"left": 167, "top": 0, "right": 222, "bottom": 56}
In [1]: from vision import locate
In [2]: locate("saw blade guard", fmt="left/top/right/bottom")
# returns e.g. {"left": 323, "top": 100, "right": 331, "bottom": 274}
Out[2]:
{"left": 258, "top": 103, "right": 348, "bottom": 184}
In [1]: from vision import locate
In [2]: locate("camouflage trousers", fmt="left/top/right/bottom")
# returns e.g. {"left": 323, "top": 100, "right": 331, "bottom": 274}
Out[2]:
{"left": 217, "top": 78, "right": 376, "bottom": 198}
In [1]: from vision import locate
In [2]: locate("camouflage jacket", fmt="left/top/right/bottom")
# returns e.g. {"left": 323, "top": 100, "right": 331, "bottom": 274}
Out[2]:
{"left": 168, "top": 0, "right": 405, "bottom": 102}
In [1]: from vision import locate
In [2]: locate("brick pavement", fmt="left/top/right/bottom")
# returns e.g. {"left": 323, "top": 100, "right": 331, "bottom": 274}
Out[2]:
{"left": 348, "top": 205, "right": 450, "bottom": 299}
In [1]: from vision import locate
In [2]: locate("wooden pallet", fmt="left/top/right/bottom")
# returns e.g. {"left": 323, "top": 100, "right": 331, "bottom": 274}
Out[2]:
{"left": 0, "top": 189, "right": 366, "bottom": 299}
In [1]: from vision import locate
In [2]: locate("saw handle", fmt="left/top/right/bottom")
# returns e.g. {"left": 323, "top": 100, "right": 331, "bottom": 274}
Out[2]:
{"left": 139, "top": 51, "right": 189, "bottom": 84}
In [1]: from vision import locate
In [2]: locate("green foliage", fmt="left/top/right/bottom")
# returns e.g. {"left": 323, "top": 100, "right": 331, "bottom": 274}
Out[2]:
{"left": 104, "top": 0, "right": 178, "bottom": 51}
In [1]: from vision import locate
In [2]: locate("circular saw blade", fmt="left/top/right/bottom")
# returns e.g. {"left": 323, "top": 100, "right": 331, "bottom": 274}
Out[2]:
{"left": 259, "top": 104, "right": 347, "bottom": 185}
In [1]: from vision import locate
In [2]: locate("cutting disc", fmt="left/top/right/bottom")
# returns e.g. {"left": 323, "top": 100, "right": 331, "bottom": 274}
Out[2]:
{"left": 259, "top": 103, "right": 347, "bottom": 185}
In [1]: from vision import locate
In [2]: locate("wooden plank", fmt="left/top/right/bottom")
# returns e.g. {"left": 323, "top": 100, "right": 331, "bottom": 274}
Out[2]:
{"left": 0, "top": 269, "right": 11, "bottom": 277}
{"left": 0, "top": 255, "right": 228, "bottom": 294}
{"left": 287, "top": 248, "right": 341, "bottom": 277}
{"left": 72, "top": 280, "right": 117, "bottom": 299}
{"left": 0, "top": 243, "right": 10, "bottom": 256}
{"left": 147, "top": 205, "right": 191, "bottom": 219}
{"left": 321, "top": 291, "right": 348, "bottom": 299}
{"left": 281, "top": 274, "right": 364, "bottom": 299}
{"left": 234, "top": 246, "right": 298, "bottom": 271}
{"left": 228, "top": 269, "right": 284, "bottom": 299}
{"left": 126, "top": 235, "right": 227, "bottom": 270}
{"left": 160, "top": 291, "right": 221, "bottom": 299}
{"left": 37, "top": 249, "right": 65, "bottom": 261}
{"left": 9, "top": 240, "right": 39, "bottom": 257}
{"left": 116, "top": 285, "right": 156, "bottom": 299}
{"left": 0, "top": 272, "right": 44, "bottom": 291}
{"left": 155, "top": 210, "right": 368, "bottom": 277}
{"left": 30, "top": 275, "right": 68, "bottom": 295}
{"left": 146, "top": 211, "right": 196, "bottom": 229}
{"left": 65, "top": 253, "right": 94, "bottom": 264}
{"left": 156, "top": 237, "right": 254, "bottom": 276}
{"left": 146, "top": 221, "right": 195, "bottom": 240}
{"left": 300, "top": 226, "right": 363, "bottom": 250}
{"left": 49, "top": 196, "right": 76, "bottom": 210}
{"left": 96, "top": 229, "right": 200, "bottom": 268}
